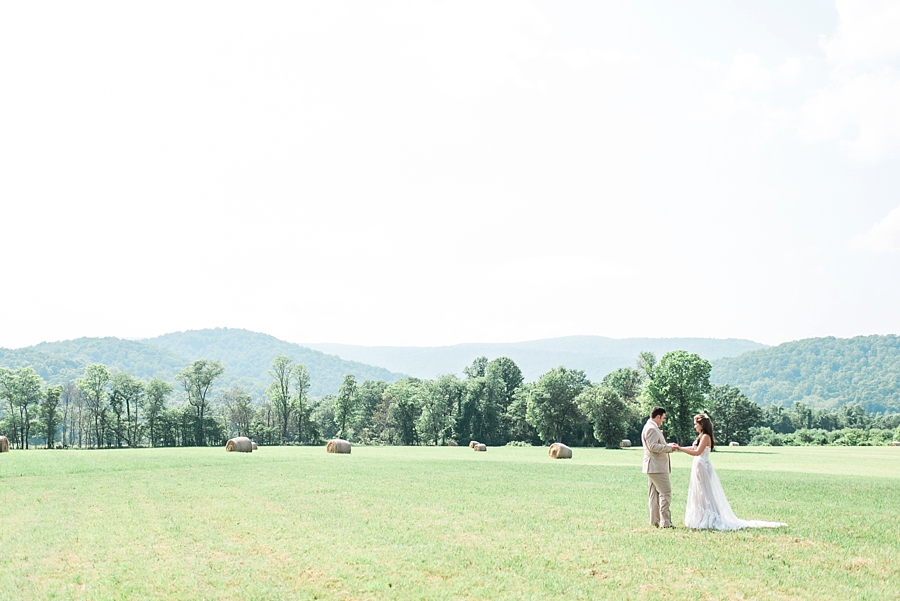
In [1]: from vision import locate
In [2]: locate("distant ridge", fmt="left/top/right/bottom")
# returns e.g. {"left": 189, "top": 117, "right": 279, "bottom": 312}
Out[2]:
{"left": 304, "top": 336, "right": 767, "bottom": 381}
{"left": 711, "top": 334, "right": 900, "bottom": 413}
{"left": 142, "top": 328, "right": 407, "bottom": 397}
{"left": 1, "top": 329, "right": 407, "bottom": 398}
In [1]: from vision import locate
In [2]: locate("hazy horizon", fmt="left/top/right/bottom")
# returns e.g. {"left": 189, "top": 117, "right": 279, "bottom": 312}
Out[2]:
{"left": 13, "top": 325, "right": 900, "bottom": 352}
{"left": 3, "top": 1, "right": 899, "bottom": 349}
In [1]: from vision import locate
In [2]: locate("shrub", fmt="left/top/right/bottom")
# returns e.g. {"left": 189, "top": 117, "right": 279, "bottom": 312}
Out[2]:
{"left": 793, "top": 428, "right": 829, "bottom": 446}
{"left": 749, "top": 427, "right": 776, "bottom": 446}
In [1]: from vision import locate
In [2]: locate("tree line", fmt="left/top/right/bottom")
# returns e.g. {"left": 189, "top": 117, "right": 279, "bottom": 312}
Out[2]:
{"left": 2, "top": 350, "right": 899, "bottom": 450}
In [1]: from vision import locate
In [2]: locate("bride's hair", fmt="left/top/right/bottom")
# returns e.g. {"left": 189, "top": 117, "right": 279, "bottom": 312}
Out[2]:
{"left": 693, "top": 413, "right": 716, "bottom": 449}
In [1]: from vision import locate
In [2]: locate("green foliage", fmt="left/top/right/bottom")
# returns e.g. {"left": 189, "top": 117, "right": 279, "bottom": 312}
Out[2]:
{"left": 266, "top": 356, "right": 295, "bottom": 444}
{"left": 645, "top": 351, "right": 711, "bottom": 445}
{"left": 77, "top": 364, "right": 111, "bottom": 448}
{"left": 176, "top": 360, "right": 225, "bottom": 446}
{"left": 334, "top": 374, "right": 359, "bottom": 439}
{"left": 707, "top": 385, "right": 762, "bottom": 446}
{"left": 39, "top": 385, "right": 62, "bottom": 448}
{"left": 291, "top": 364, "right": 313, "bottom": 443}
{"left": 711, "top": 334, "right": 900, "bottom": 412}
{"left": 0, "top": 329, "right": 406, "bottom": 402}
{"left": 576, "top": 385, "right": 628, "bottom": 448}
{"left": 109, "top": 372, "right": 145, "bottom": 447}
{"left": 415, "top": 380, "right": 449, "bottom": 446}
{"left": 525, "top": 367, "right": 589, "bottom": 443}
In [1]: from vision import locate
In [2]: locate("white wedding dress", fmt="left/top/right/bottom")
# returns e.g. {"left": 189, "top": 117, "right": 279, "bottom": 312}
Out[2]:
{"left": 684, "top": 447, "right": 787, "bottom": 530}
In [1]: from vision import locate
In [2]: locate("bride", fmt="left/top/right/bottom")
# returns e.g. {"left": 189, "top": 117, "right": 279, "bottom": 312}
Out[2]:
{"left": 676, "top": 413, "right": 786, "bottom": 530}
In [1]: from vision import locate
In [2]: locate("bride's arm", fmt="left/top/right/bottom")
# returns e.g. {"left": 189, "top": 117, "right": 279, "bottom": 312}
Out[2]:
{"left": 677, "top": 435, "right": 709, "bottom": 456}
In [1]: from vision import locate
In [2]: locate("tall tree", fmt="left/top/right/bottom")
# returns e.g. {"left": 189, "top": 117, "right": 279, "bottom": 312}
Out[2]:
{"left": 602, "top": 367, "right": 644, "bottom": 405}
{"left": 525, "top": 367, "right": 589, "bottom": 443}
{"left": 384, "top": 379, "right": 422, "bottom": 445}
{"left": 39, "top": 385, "right": 63, "bottom": 448}
{"left": 0, "top": 367, "right": 21, "bottom": 448}
{"left": 637, "top": 351, "right": 657, "bottom": 380}
{"left": 463, "top": 357, "right": 489, "bottom": 379}
{"left": 267, "top": 355, "right": 294, "bottom": 444}
{"left": 60, "top": 381, "right": 80, "bottom": 448}
{"left": 176, "top": 359, "right": 225, "bottom": 446}
{"left": 708, "top": 385, "right": 761, "bottom": 446}
{"left": 577, "top": 385, "right": 628, "bottom": 448}
{"left": 221, "top": 387, "right": 254, "bottom": 438}
{"left": 291, "top": 364, "right": 312, "bottom": 443}
{"left": 110, "top": 372, "right": 145, "bottom": 447}
{"left": 416, "top": 380, "right": 451, "bottom": 445}
{"left": 432, "top": 374, "right": 465, "bottom": 443}
{"left": 13, "top": 367, "right": 44, "bottom": 449}
{"left": 77, "top": 364, "right": 111, "bottom": 448}
{"left": 334, "top": 374, "right": 358, "bottom": 440}
{"left": 645, "top": 350, "right": 712, "bottom": 444}
{"left": 144, "top": 377, "right": 173, "bottom": 447}
{"left": 465, "top": 376, "right": 502, "bottom": 445}
{"left": 487, "top": 357, "right": 524, "bottom": 442}
{"left": 352, "top": 379, "right": 387, "bottom": 444}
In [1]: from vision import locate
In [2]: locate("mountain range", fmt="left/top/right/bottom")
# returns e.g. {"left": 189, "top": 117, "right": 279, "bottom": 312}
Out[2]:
{"left": 2, "top": 329, "right": 899, "bottom": 413}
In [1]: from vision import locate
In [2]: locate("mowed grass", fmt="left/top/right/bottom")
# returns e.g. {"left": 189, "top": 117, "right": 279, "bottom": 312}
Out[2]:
{"left": 1, "top": 445, "right": 898, "bottom": 600}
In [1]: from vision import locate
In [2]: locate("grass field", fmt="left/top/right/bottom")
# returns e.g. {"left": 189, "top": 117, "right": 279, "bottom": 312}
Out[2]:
{"left": 1, "top": 445, "right": 898, "bottom": 600}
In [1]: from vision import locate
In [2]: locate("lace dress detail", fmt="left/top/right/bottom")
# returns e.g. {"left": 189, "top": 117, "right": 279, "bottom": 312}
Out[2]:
{"left": 684, "top": 448, "right": 786, "bottom": 530}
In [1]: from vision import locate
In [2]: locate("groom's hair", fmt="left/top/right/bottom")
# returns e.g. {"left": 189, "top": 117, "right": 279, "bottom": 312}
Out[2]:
{"left": 651, "top": 407, "right": 666, "bottom": 418}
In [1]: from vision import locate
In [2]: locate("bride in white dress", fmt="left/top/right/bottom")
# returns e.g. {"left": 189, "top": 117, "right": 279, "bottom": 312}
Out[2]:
{"left": 677, "top": 413, "right": 786, "bottom": 530}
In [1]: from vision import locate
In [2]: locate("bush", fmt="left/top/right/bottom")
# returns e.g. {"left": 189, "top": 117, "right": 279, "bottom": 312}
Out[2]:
{"left": 793, "top": 428, "right": 830, "bottom": 446}
{"left": 749, "top": 427, "right": 776, "bottom": 446}
{"left": 829, "top": 428, "right": 867, "bottom": 446}
{"left": 505, "top": 440, "right": 533, "bottom": 447}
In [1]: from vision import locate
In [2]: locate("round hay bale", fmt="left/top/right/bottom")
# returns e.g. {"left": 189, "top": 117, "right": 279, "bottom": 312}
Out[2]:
{"left": 225, "top": 437, "right": 253, "bottom": 452}
{"left": 447, "top": 441, "right": 458, "bottom": 447}
{"left": 890, "top": 441, "right": 900, "bottom": 447}
{"left": 473, "top": 443, "right": 487, "bottom": 452}
{"left": 469, "top": 440, "right": 479, "bottom": 449}
{"left": 0, "top": 436, "right": 9, "bottom": 453}
{"left": 251, "top": 441, "right": 259, "bottom": 451}
{"left": 326, "top": 439, "right": 352, "bottom": 454}
{"left": 548, "top": 442, "right": 572, "bottom": 459}
{"left": 729, "top": 441, "right": 740, "bottom": 447}
{"left": 619, "top": 439, "right": 631, "bottom": 448}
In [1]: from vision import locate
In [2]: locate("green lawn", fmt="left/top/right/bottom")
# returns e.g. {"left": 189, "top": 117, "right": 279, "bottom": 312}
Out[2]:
{"left": 1, "top": 445, "right": 898, "bottom": 600}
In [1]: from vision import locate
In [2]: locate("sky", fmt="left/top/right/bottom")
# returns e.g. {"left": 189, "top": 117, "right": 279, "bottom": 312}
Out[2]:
{"left": 1, "top": 0, "right": 899, "bottom": 349}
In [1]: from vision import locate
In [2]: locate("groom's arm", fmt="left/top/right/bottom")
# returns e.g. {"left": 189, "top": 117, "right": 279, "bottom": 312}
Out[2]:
{"left": 644, "top": 430, "right": 675, "bottom": 454}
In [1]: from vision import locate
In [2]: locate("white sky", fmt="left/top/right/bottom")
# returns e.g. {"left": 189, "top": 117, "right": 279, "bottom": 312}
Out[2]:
{"left": 2, "top": 0, "right": 899, "bottom": 349}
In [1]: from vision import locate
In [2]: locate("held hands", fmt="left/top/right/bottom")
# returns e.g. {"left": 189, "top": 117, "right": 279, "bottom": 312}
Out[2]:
{"left": 671, "top": 443, "right": 680, "bottom": 451}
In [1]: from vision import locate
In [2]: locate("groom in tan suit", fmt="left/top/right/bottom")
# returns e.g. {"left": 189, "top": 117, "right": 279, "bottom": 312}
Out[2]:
{"left": 642, "top": 407, "right": 678, "bottom": 528}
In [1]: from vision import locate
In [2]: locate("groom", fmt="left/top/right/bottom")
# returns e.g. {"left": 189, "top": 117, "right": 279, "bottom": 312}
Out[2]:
{"left": 642, "top": 407, "right": 678, "bottom": 528}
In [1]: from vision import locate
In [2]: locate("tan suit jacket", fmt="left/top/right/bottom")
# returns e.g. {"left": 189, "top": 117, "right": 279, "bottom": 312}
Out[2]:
{"left": 642, "top": 419, "right": 674, "bottom": 474}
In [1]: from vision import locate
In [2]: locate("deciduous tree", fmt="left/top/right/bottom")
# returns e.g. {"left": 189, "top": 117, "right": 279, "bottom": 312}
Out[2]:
{"left": 40, "top": 385, "right": 63, "bottom": 448}
{"left": 176, "top": 359, "right": 225, "bottom": 446}
{"left": 708, "top": 385, "right": 762, "bottom": 446}
{"left": 77, "top": 364, "right": 111, "bottom": 448}
{"left": 145, "top": 377, "right": 172, "bottom": 447}
{"left": 577, "top": 385, "right": 628, "bottom": 448}
{"left": 334, "top": 374, "right": 358, "bottom": 440}
{"left": 645, "top": 351, "right": 711, "bottom": 444}
{"left": 525, "top": 367, "right": 589, "bottom": 443}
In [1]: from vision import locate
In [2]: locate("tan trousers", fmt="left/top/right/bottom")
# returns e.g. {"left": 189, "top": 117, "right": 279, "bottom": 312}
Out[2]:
{"left": 647, "top": 472, "right": 672, "bottom": 527}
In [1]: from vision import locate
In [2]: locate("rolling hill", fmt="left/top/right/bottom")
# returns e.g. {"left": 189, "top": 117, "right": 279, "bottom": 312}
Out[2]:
{"left": 710, "top": 335, "right": 900, "bottom": 413}
{"left": 1, "top": 330, "right": 407, "bottom": 398}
